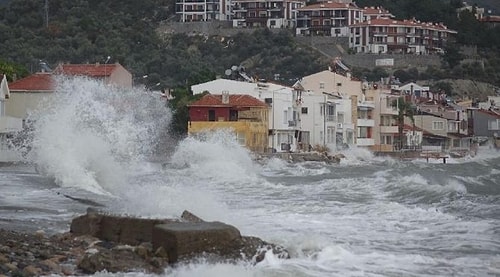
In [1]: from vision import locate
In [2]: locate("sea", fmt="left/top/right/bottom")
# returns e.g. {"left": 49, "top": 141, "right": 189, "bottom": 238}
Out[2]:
{"left": 0, "top": 78, "right": 499, "bottom": 277}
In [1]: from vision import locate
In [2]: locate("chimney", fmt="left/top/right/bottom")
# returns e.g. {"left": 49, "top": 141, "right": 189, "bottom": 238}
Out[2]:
{"left": 222, "top": 91, "right": 229, "bottom": 104}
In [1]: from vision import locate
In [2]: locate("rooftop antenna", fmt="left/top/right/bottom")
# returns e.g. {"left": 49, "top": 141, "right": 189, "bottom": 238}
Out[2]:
{"left": 39, "top": 60, "right": 52, "bottom": 72}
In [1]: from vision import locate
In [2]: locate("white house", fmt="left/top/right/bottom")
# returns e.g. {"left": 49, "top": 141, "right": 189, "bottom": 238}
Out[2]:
{"left": 299, "top": 70, "right": 371, "bottom": 149}
{"left": 191, "top": 78, "right": 301, "bottom": 152}
{"left": 0, "top": 75, "right": 23, "bottom": 162}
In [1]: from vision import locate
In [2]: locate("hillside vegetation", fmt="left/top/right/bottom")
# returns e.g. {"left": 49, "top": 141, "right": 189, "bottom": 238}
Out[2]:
{"left": 0, "top": 0, "right": 499, "bottom": 135}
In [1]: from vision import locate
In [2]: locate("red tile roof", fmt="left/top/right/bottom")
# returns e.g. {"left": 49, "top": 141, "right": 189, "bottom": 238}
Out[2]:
{"left": 54, "top": 63, "right": 118, "bottom": 77}
{"left": 480, "top": 15, "right": 500, "bottom": 23}
{"left": 351, "top": 18, "right": 456, "bottom": 33}
{"left": 362, "top": 6, "right": 392, "bottom": 15}
{"left": 189, "top": 94, "right": 267, "bottom": 108}
{"left": 8, "top": 73, "right": 56, "bottom": 92}
{"left": 298, "top": 2, "right": 359, "bottom": 11}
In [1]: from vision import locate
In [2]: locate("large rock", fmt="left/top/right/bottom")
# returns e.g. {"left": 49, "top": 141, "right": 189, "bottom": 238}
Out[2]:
{"left": 152, "top": 222, "right": 241, "bottom": 263}
{"left": 70, "top": 210, "right": 174, "bottom": 246}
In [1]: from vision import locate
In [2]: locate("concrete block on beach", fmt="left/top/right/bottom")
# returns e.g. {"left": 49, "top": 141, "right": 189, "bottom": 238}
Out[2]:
{"left": 70, "top": 211, "right": 173, "bottom": 246}
{"left": 152, "top": 221, "right": 241, "bottom": 263}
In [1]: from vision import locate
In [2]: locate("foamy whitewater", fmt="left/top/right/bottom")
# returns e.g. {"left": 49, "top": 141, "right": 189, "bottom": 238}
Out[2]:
{"left": 1, "top": 78, "right": 499, "bottom": 276}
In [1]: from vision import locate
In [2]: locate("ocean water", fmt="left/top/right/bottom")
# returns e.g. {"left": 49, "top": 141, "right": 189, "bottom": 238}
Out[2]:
{"left": 0, "top": 78, "right": 499, "bottom": 277}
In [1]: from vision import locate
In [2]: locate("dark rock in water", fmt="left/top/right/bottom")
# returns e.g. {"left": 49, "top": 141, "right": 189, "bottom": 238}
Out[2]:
{"left": 152, "top": 221, "right": 241, "bottom": 263}
{"left": 0, "top": 210, "right": 291, "bottom": 275}
{"left": 181, "top": 210, "right": 204, "bottom": 222}
{"left": 70, "top": 211, "right": 174, "bottom": 246}
{"left": 77, "top": 247, "right": 158, "bottom": 274}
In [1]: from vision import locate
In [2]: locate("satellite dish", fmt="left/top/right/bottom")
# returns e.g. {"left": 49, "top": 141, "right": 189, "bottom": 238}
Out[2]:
{"left": 231, "top": 65, "right": 238, "bottom": 71}
{"left": 225, "top": 69, "right": 232, "bottom": 76}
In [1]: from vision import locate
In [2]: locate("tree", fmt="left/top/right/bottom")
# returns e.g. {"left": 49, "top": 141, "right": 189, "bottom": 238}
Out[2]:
{"left": 441, "top": 43, "right": 463, "bottom": 69}
{"left": 392, "top": 97, "right": 414, "bottom": 150}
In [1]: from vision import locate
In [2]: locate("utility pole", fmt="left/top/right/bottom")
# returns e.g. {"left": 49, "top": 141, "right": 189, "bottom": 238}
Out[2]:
{"left": 44, "top": 0, "right": 49, "bottom": 28}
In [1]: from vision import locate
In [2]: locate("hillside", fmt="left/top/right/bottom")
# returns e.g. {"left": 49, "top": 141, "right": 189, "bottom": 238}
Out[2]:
{"left": 0, "top": 0, "right": 498, "bottom": 94}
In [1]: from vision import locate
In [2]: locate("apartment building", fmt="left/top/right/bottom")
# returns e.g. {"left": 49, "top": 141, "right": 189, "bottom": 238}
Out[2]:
{"left": 349, "top": 18, "right": 457, "bottom": 54}
{"left": 176, "top": 0, "right": 231, "bottom": 22}
{"left": 295, "top": 1, "right": 362, "bottom": 36}
{"left": 232, "top": 0, "right": 305, "bottom": 28}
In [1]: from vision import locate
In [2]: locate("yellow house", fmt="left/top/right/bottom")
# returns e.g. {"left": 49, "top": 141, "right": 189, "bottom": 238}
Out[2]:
{"left": 188, "top": 94, "right": 269, "bottom": 153}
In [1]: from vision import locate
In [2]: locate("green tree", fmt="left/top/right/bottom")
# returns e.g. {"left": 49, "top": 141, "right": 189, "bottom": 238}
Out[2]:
{"left": 392, "top": 97, "right": 415, "bottom": 150}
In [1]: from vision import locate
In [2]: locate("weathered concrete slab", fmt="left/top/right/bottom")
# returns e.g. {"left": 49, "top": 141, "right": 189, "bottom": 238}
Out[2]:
{"left": 152, "top": 222, "right": 241, "bottom": 263}
{"left": 70, "top": 211, "right": 173, "bottom": 246}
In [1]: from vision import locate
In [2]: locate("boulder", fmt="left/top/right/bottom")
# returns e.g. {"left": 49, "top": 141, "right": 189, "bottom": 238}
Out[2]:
{"left": 152, "top": 222, "right": 241, "bottom": 263}
{"left": 70, "top": 211, "right": 174, "bottom": 246}
{"left": 181, "top": 210, "right": 204, "bottom": 223}
{"left": 77, "top": 248, "right": 158, "bottom": 274}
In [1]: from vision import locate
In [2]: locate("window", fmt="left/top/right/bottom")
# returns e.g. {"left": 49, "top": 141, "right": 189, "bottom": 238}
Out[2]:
{"left": 453, "top": 139, "right": 460, "bottom": 148}
{"left": 235, "top": 132, "right": 245, "bottom": 145}
{"left": 319, "top": 82, "right": 325, "bottom": 89}
{"left": 283, "top": 110, "right": 288, "bottom": 124}
{"left": 327, "top": 127, "right": 335, "bottom": 143}
{"left": 488, "top": 119, "right": 500, "bottom": 130}
{"left": 358, "top": 126, "right": 370, "bottom": 138}
{"left": 229, "top": 110, "right": 238, "bottom": 121}
{"left": 381, "top": 135, "right": 392, "bottom": 145}
{"left": 208, "top": 110, "right": 216, "bottom": 121}
{"left": 432, "top": 121, "right": 444, "bottom": 130}
{"left": 301, "top": 107, "right": 308, "bottom": 114}
{"left": 337, "top": 112, "right": 344, "bottom": 123}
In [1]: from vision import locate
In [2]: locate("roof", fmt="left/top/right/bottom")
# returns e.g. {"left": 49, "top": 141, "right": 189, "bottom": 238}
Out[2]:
{"left": 480, "top": 15, "right": 500, "bottom": 23}
{"left": 362, "top": 6, "right": 393, "bottom": 16}
{"left": 350, "top": 18, "right": 456, "bottom": 33}
{"left": 298, "top": 2, "right": 359, "bottom": 11}
{"left": 54, "top": 63, "right": 119, "bottom": 77}
{"left": 402, "top": 123, "right": 447, "bottom": 139}
{"left": 189, "top": 94, "right": 267, "bottom": 108}
{"left": 8, "top": 73, "right": 55, "bottom": 92}
{"left": 476, "top": 108, "right": 500, "bottom": 118}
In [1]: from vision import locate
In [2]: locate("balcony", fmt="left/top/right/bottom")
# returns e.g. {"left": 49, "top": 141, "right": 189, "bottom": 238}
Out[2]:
{"left": 380, "top": 125, "right": 399, "bottom": 133}
{"left": 357, "top": 138, "right": 375, "bottom": 146}
{"left": 288, "top": 120, "right": 297, "bottom": 127}
{"left": 357, "top": 118, "right": 375, "bottom": 127}
{"left": 358, "top": 101, "right": 375, "bottom": 109}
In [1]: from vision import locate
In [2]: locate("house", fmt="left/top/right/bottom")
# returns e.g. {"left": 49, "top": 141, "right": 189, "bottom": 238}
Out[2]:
{"left": 295, "top": 1, "right": 362, "bottom": 36}
{"left": 480, "top": 15, "right": 500, "bottom": 27}
{"left": 0, "top": 75, "right": 23, "bottom": 162}
{"left": 54, "top": 63, "right": 132, "bottom": 88}
{"left": 300, "top": 69, "right": 372, "bottom": 149}
{"left": 407, "top": 113, "right": 448, "bottom": 152}
{"left": 6, "top": 63, "right": 132, "bottom": 120}
{"left": 349, "top": 18, "right": 456, "bottom": 54}
{"left": 191, "top": 78, "right": 301, "bottom": 152}
{"left": 362, "top": 6, "right": 394, "bottom": 21}
{"left": 232, "top": 0, "right": 305, "bottom": 28}
{"left": 175, "top": 0, "right": 231, "bottom": 22}
{"left": 467, "top": 109, "right": 500, "bottom": 143}
{"left": 372, "top": 91, "right": 399, "bottom": 153}
{"left": 6, "top": 73, "right": 55, "bottom": 120}
{"left": 457, "top": 2, "right": 485, "bottom": 20}
{"left": 188, "top": 93, "right": 269, "bottom": 152}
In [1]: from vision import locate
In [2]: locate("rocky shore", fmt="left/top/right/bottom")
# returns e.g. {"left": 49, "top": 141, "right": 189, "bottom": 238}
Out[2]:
{"left": 0, "top": 210, "right": 289, "bottom": 276}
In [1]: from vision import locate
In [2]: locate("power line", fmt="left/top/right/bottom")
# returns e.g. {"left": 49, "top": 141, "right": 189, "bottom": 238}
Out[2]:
{"left": 44, "top": 0, "right": 49, "bottom": 28}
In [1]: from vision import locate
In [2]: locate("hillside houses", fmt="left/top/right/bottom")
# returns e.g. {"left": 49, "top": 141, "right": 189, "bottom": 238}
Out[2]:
{"left": 188, "top": 65, "right": 500, "bottom": 156}
{"left": 174, "top": 0, "right": 457, "bottom": 55}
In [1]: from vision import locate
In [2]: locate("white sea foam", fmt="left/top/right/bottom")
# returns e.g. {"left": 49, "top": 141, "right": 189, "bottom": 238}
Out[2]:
{"left": 27, "top": 77, "right": 170, "bottom": 194}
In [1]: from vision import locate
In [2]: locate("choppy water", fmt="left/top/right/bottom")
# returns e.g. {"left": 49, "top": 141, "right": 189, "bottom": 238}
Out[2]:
{"left": 1, "top": 78, "right": 499, "bottom": 277}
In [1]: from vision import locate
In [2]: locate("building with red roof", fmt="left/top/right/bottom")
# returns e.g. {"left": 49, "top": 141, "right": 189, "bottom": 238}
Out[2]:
{"left": 349, "top": 18, "right": 456, "bottom": 54}
{"left": 5, "top": 63, "right": 132, "bottom": 119}
{"left": 54, "top": 63, "right": 132, "bottom": 88}
{"left": 188, "top": 93, "right": 269, "bottom": 152}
